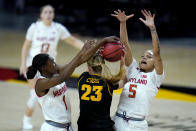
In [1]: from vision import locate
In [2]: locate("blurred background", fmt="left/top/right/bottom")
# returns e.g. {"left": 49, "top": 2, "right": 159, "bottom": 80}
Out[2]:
{"left": 1, "top": 0, "right": 196, "bottom": 38}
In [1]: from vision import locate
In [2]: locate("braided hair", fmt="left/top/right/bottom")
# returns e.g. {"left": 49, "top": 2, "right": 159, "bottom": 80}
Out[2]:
{"left": 26, "top": 54, "right": 50, "bottom": 79}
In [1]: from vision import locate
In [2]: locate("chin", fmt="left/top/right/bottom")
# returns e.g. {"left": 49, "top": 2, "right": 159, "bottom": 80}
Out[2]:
{"left": 140, "top": 65, "right": 146, "bottom": 70}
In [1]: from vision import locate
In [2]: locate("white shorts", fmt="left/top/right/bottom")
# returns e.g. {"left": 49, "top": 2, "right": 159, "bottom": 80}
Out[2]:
{"left": 114, "top": 115, "right": 148, "bottom": 131}
{"left": 40, "top": 122, "right": 74, "bottom": 131}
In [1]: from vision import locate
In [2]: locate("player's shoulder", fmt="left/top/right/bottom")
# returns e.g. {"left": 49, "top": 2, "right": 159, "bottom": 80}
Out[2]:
{"left": 127, "top": 58, "right": 138, "bottom": 69}
{"left": 126, "top": 58, "right": 139, "bottom": 78}
{"left": 150, "top": 69, "right": 164, "bottom": 76}
{"left": 148, "top": 69, "right": 164, "bottom": 83}
{"left": 107, "top": 81, "right": 119, "bottom": 90}
{"left": 28, "top": 22, "right": 36, "bottom": 29}
{"left": 52, "top": 22, "right": 65, "bottom": 28}
{"left": 130, "top": 58, "right": 138, "bottom": 67}
{"left": 78, "top": 72, "right": 89, "bottom": 80}
{"left": 28, "top": 21, "right": 42, "bottom": 29}
{"left": 33, "top": 21, "right": 42, "bottom": 26}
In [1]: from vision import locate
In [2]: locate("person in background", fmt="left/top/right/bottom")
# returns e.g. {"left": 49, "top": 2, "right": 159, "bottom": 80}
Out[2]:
{"left": 20, "top": 5, "right": 84, "bottom": 129}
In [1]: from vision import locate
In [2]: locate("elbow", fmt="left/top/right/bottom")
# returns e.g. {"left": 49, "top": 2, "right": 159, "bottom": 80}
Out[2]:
{"left": 57, "top": 74, "right": 67, "bottom": 84}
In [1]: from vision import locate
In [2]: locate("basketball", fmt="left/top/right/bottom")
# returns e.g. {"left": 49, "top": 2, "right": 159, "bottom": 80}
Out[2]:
{"left": 101, "top": 42, "right": 124, "bottom": 62}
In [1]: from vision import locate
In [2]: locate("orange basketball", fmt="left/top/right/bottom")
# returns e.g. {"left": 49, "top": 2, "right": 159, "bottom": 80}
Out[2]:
{"left": 101, "top": 42, "right": 124, "bottom": 62}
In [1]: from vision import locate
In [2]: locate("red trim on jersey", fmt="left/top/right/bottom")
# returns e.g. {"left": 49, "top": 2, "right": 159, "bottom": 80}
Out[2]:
{"left": 63, "top": 95, "right": 68, "bottom": 110}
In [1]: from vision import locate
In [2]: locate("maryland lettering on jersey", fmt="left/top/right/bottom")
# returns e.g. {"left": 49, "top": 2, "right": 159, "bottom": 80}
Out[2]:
{"left": 36, "top": 37, "right": 55, "bottom": 42}
{"left": 53, "top": 84, "right": 67, "bottom": 97}
{"left": 129, "top": 78, "right": 147, "bottom": 85}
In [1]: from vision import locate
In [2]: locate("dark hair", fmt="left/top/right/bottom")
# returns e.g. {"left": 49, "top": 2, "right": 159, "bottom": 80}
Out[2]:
{"left": 40, "top": 5, "right": 55, "bottom": 14}
{"left": 26, "top": 54, "right": 50, "bottom": 79}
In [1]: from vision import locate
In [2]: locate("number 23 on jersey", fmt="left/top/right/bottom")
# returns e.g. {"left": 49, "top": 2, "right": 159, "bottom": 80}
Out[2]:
{"left": 81, "top": 84, "right": 103, "bottom": 102}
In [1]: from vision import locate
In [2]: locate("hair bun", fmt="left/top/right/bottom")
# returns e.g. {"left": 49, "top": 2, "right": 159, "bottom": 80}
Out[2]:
{"left": 26, "top": 66, "right": 38, "bottom": 79}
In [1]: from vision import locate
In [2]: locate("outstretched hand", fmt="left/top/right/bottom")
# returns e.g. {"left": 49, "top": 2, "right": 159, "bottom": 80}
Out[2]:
{"left": 111, "top": 9, "right": 134, "bottom": 22}
{"left": 83, "top": 40, "right": 97, "bottom": 50}
{"left": 79, "top": 40, "right": 96, "bottom": 63}
{"left": 139, "top": 9, "right": 155, "bottom": 30}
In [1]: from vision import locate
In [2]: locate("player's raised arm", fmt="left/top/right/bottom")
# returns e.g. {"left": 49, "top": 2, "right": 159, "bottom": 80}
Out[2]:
{"left": 58, "top": 36, "right": 119, "bottom": 73}
{"left": 139, "top": 10, "right": 163, "bottom": 74}
{"left": 36, "top": 36, "right": 120, "bottom": 90}
{"left": 57, "top": 40, "right": 96, "bottom": 73}
{"left": 110, "top": 56, "right": 126, "bottom": 85}
{"left": 111, "top": 9, "right": 134, "bottom": 66}
{"left": 64, "top": 36, "right": 84, "bottom": 50}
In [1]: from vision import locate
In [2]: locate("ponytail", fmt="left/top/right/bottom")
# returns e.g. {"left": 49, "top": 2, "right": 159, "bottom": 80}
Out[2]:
{"left": 87, "top": 53, "right": 125, "bottom": 84}
{"left": 26, "top": 66, "right": 38, "bottom": 79}
{"left": 26, "top": 53, "right": 50, "bottom": 79}
{"left": 87, "top": 53, "right": 113, "bottom": 81}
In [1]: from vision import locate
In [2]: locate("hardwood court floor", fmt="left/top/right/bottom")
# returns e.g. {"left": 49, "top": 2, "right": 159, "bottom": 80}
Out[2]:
{"left": 0, "top": 30, "right": 196, "bottom": 131}
{"left": 1, "top": 81, "right": 196, "bottom": 131}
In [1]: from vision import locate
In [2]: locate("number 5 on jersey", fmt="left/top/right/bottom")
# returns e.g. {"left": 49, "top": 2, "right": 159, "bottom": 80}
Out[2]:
{"left": 129, "top": 84, "right": 137, "bottom": 98}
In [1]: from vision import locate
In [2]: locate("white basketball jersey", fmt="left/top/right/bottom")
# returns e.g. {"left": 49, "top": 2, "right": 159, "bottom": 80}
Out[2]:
{"left": 26, "top": 21, "right": 70, "bottom": 61}
{"left": 117, "top": 58, "right": 164, "bottom": 118}
{"left": 37, "top": 76, "right": 71, "bottom": 123}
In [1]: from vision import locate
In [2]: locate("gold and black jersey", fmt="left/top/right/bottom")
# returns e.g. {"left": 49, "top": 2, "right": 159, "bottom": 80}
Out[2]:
{"left": 77, "top": 72, "right": 118, "bottom": 128}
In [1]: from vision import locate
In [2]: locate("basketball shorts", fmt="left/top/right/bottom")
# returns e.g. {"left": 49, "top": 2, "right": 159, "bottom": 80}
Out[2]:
{"left": 40, "top": 122, "right": 74, "bottom": 131}
{"left": 114, "top": 114, "right": 148, "bottom": 131}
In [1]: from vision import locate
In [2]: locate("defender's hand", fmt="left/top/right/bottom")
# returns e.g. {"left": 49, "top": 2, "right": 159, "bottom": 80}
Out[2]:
{"left": 111, "top": 9, "right": 134, "bottom": 23}
{"left": 79, "top": 40, "right": 97, "bottom": 63}
{"left": 139, "top": 9, "right": 156, "bottom": 30}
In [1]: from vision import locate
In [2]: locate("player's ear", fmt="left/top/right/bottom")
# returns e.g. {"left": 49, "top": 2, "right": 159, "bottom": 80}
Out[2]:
{"left": 41, "top": 64, "right": 47, "bottom": 73}
{"left": 88, "top": 66, "right": 92, "bottom": 73}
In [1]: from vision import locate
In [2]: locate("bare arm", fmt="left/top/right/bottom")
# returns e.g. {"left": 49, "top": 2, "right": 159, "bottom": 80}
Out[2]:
{"left": 111, "top": 10, "right": 134, "bottom": 66}
{"left": 36, "top": 36, "right": 120, "bottom": 91}
{"left": 20, "top": 39, "right": 32, "bottom": 75}
{"left": 150, "top": 28, "right": 163, "bottom": 74}
{"left": 110, "top": 57, "right": 126, "bottom": 84}
{"left": 64, "top": 36, "right": 84, "bottom": 50}
{"left": 139, "top": 10, "right": 163, "bottom": 74}
{"left": 36, "top": 52, "right": 82, "bottom": 91}
{"left": 118, "top": 74, "right": 127, "bottom": 89}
